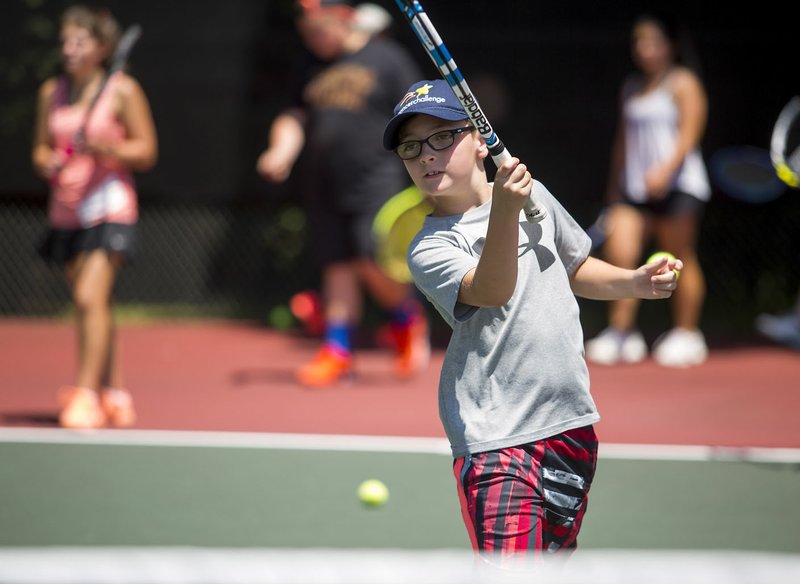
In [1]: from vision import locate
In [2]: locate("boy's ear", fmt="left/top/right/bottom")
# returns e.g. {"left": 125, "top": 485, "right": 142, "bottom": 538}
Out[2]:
{"left": 475, "top": 135, "right": 489, "bottom": 160}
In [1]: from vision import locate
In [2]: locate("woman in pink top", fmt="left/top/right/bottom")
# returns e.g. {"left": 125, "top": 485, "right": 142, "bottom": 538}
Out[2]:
{"left": 32, "top": 5, "right": 157, "bottom": 429}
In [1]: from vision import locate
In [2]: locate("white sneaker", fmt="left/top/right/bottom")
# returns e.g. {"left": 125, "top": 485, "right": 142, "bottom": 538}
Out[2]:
{"left": 755, "top": 312, "right": 800, "bottom": 349}
{"left": 652, "top": 328, "right": 708, "bottom": 367}
{"left": 585, "top": 327, "right": 648, "bottom": 365}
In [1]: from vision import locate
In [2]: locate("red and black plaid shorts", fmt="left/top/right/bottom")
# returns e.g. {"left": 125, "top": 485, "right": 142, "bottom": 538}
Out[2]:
{"left": 453, "top": 425, "right": 598, "bottom": 566}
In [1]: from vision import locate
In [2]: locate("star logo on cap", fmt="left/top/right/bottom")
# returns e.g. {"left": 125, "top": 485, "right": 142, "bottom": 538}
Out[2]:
{"left": 415, "top": 83, "right": 433, "bottom": 96}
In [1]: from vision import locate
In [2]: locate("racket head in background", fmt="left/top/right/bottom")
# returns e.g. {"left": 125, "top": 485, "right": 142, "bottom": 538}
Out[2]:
{"left": 770, "top": 96, "right": 800, "bottom": 189}
{"left": 372, "top": 185, "right": 432, "bottom": 283}
{"left": 709, "top": 145, "right": 787, "bottom": 204}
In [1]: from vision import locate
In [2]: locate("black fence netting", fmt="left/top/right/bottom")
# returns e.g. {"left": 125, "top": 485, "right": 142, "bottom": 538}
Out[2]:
{"left": 1, "top": 191, "right": 798, "bottom": 341}
{"left": 0, "top": 196, "right": 315, "bottom": 321}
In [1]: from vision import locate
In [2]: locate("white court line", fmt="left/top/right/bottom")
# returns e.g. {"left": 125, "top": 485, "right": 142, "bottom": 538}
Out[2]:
{"left": 0, "top": 427, "right": 452, "bottom": 454}
{"left": 1, "top": 426, "right": 799, "bottom": 463}
{"left": 0, "top": 548, "right": 799, "bottom": 584}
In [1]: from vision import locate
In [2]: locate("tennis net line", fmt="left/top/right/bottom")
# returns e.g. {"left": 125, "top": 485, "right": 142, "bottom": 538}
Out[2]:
{"left": 1, "top": 548, "right": 798, "bottom": 584}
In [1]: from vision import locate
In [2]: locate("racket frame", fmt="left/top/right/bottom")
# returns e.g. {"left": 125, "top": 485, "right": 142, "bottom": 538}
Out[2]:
{"left": 770, "top": 96, "right": 800, "bottom": 188}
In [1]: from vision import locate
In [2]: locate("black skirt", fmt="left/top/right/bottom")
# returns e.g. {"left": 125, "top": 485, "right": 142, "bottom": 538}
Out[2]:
{"left": 39, "top": 222, "right": 137, "bottom": 265}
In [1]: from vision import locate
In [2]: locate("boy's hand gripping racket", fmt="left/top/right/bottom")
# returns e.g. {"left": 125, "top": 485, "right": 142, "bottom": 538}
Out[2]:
{"left": 52, "top": 24, "right": 142, "bottom": 179}
{"left": 395, "top": 0, "right": 547, "bottom": 223}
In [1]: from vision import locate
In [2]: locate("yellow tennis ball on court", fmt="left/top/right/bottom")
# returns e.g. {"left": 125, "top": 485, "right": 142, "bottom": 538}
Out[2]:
{"left": 646, "top": 251, "right": 679, "bottom": 279}
{"left": 357, "top": 479, "right": 389, "bottom": 507}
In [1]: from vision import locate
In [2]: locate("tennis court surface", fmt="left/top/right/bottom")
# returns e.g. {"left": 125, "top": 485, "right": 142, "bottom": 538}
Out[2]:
{"left": 1, "top": 318, "right": 799, "bottom": 583}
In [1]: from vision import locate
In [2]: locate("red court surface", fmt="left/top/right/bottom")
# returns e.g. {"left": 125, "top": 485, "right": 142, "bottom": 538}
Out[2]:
{"left": 1, "top": 318, "right": 798, "bottom": 448}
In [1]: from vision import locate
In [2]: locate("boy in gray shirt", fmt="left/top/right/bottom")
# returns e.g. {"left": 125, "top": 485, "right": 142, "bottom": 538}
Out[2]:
{"left": 383, "top": 79, "right": 681, "bottom": 567}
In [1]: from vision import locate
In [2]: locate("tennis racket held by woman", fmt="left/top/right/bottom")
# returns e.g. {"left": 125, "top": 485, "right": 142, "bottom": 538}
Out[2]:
{"left": 50, "top": 24, "right": 142, "bottom": 182}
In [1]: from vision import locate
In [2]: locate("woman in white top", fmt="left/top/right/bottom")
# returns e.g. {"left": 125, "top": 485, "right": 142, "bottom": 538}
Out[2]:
{"left": 586, "top": 13, "right": 711, "bottom": 368}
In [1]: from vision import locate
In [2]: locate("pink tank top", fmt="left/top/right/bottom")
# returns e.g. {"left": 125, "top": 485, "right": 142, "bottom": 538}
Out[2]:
{"left": 48, "top": 73, "right": 138, "bottom": 229}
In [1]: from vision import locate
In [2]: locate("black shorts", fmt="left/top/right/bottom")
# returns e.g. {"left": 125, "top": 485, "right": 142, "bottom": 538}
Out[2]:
{"left": 38, "top": 222, "right": 137, "bottom": 265}
{"left": 621, "top": 190, "right": 706, "bottom": 218}
{"left": 305, "top": 206, "right": 379, "bottom": 267}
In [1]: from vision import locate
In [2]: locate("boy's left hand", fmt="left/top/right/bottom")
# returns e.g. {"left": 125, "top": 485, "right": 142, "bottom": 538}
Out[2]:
{"left": 492, "top": 157, "right": 532, "bottom": 215}
{"left": 634, "top": 255, "right": 683, "bottom": 298}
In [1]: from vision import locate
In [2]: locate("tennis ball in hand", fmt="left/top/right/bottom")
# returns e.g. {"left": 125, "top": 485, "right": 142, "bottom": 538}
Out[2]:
{"left": 646, "top": 251, "right": 679, "bottom": 279}
{"left": 357, "top": 479, "right": 389, "bottom": 507}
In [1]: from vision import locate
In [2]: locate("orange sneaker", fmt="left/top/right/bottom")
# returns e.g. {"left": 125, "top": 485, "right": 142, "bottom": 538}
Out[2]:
{"left": 392, "top": 314, "right": 431, "bottom": 379}
{"left": 101, "top": 388, "right": 137, "bottom": 428}
{"left": 57, "top": 386, "right": 106, "bottom": 429}
{"left": 296, "top": 345, "right": 354, "bottom": 387}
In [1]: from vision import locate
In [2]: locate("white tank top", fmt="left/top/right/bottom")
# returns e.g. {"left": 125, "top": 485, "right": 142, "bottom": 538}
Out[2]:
{"left": 621, "top": 75, "right": 711, "bottom": 203}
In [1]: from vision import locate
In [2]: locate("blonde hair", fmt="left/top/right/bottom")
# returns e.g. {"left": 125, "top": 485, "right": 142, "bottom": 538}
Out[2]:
{"left": 61, "top": 5, "right": 121, "bottom": 66}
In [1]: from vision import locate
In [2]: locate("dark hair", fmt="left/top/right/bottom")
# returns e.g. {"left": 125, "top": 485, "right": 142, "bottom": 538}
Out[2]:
{"left": 61, "top": 5, "right": 121, "bottom": 66}
{"left": 633, "top": 12, "right": 703, "bottom": 77}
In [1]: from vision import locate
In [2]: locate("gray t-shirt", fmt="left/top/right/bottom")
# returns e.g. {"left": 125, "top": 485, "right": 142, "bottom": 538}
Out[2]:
{"left": 408, "top": 180, "right": 600, "bottom": 458}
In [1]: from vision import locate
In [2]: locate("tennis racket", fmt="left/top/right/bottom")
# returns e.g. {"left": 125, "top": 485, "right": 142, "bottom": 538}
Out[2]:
{"left": 709, "top": 96, "right": 800, "bottom": 203}
{"left": 709, "top": 145, "right": 787, "bottom": 204}
{"left": 770, "top": 95, "right": 800, "bottom": 189}
{"left": 394, "top": 0, "right": 547, "bottom": 224}
{"left": 53, "top": 23, "right": 142, "bottom": 175}
{"left": 373, "top": 184, "right": 433, "bottom": 283}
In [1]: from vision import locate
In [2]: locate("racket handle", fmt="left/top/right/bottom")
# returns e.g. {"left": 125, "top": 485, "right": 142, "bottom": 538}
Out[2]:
{"left": 491, "top": 149, "right": 547, "bottom": 223}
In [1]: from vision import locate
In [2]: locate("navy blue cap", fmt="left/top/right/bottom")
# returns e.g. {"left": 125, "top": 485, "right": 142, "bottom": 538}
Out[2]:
{"left": 383, "top": 79, "right": 468, "bottom": 150}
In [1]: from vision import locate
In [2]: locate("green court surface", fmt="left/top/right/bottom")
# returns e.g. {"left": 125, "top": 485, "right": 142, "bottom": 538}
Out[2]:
{"left": 2, "top": 435, "right": 799, "bottom": 553}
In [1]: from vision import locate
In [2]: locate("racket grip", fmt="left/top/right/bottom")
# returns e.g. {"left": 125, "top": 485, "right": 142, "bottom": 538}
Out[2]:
{"left": 491, "top": 150, "right": 547, "bottom": 223}
{"left": 523, "top": 197, "right": 547, "bottom": 223}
